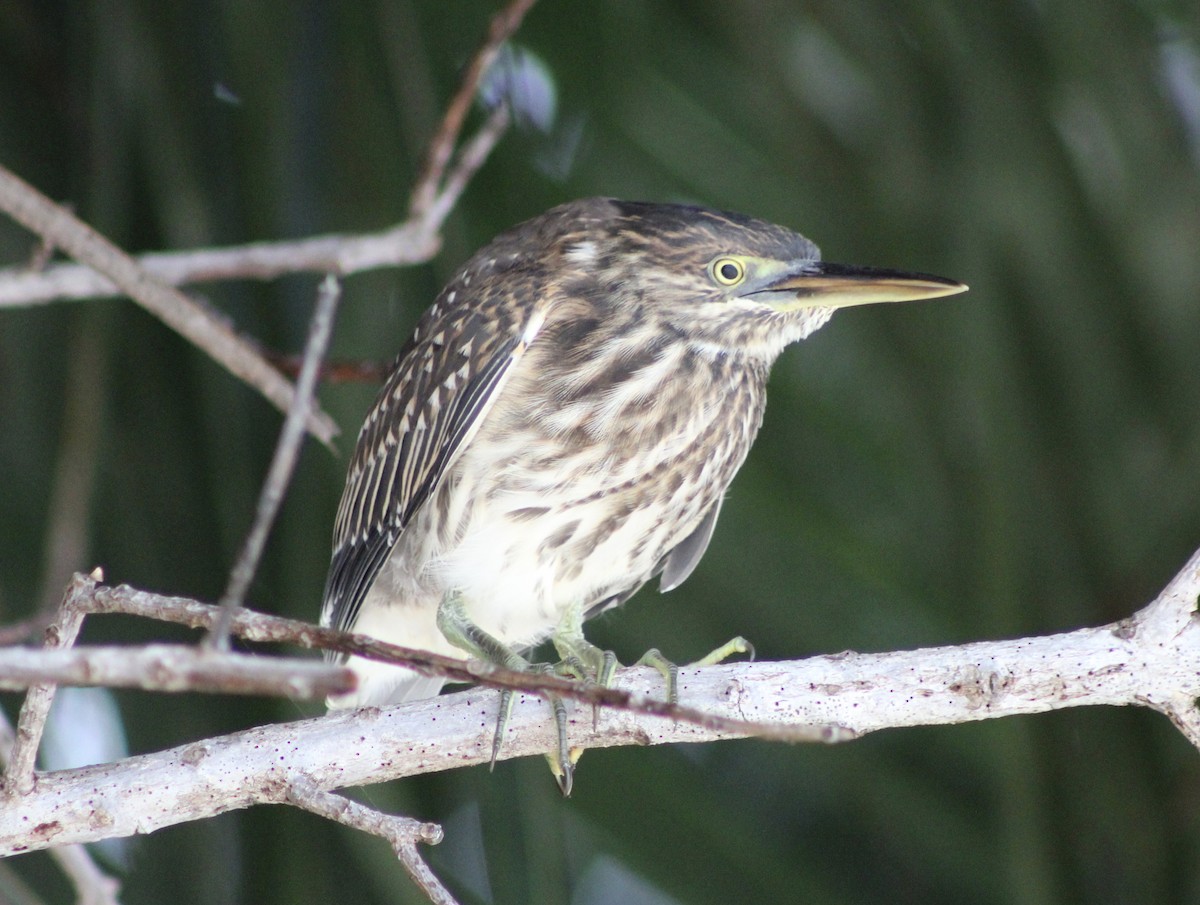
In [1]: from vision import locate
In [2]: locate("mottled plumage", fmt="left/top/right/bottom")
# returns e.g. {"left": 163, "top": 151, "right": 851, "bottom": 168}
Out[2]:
{"left": 322, "top": 198, "right": 964, "bottom": 707}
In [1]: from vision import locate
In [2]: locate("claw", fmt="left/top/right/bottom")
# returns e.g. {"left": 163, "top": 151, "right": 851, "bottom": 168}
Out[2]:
{"left": 438, "top": 592, "right": 750, "bottom": 795}
{"left": 692, "top": 635, "right": 754, "bottom": 666}
{"left": 545, "top": 745, "right": 585, "bottom": 796}
{"left": 490, "top": 688, "right": 515, "bottom": 770}
{"left": 636, "top": 648, "right": 680, "bottom": 703}
{"left": 638, "top": 637, "right": 755, "bottom": 704}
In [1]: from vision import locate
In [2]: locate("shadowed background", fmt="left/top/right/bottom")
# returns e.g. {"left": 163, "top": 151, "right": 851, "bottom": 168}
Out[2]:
{"left": 2, "top": 1, "right": 1199, "bottom": 903}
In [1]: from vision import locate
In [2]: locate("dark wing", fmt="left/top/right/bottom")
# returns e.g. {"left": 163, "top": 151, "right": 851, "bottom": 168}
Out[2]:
{"left": 320, "top": 297, "right": 544, "bottom": 644}
{"left": 658, "top": 497, "right": 723, "bottom": 592}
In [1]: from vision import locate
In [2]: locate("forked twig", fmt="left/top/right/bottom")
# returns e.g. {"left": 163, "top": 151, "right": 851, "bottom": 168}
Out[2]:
{"left": 2, "top": 573, "right": 93, "bottom": 798}
{"left": 285, "top": 778, "right": 454, "bottom": 905}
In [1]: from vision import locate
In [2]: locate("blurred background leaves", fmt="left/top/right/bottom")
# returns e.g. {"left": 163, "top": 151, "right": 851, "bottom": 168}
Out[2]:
{"left": 2, "top": 1, "right": 1200, "bottom": 903}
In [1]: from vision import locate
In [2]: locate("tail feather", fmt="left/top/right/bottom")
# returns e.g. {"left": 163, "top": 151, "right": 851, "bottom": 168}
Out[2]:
{"left": 326, "top": 654, "right": 448, "bottom": 709}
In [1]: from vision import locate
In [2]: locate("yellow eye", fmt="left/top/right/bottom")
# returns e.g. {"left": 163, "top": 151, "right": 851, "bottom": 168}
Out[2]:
{"left": 711, "top": 257, "right": 746, "bottom": 286}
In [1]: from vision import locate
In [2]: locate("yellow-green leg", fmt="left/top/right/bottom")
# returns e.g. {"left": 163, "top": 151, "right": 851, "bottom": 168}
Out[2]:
{"left": 438, "top": 593, "right": 754, "bottom": 797}
{"left": 436, "top": 593, "right": 575, "bottom": 787}
{"left": 548, "top": 600, "right": 754, "bottom": 790}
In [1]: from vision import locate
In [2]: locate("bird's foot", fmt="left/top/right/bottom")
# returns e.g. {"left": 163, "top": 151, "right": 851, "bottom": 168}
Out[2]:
{"left": 540, "top": 601, "right": 627, "bottom": 792}
{"left": 637, "top": 636, "right": 755, "bottom": 704}
{"left": 436, "top": 594, "right": 579, "bottom": 794}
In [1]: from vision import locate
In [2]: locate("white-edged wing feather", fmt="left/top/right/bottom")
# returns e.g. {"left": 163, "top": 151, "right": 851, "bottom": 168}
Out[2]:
{"left": 321, "top": 293, "right": 544, "bottom": 647}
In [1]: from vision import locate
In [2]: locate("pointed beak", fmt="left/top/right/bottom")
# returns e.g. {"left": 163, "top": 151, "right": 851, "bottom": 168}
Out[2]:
{"left": 752, "top": 261, "right": 968, "bottom": 310}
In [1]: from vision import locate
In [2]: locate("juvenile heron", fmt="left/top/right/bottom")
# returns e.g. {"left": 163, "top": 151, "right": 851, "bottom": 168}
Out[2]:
{"left": 321, "top": 198, "right": 965, "bottom": 789}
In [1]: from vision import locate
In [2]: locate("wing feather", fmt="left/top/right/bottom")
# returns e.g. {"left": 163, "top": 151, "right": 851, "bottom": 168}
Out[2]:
{"left": 321, "top": 298, "right": 540, "bottom": 641}
{"left": 659, "top": 498, "right": 723, "bottom": 592}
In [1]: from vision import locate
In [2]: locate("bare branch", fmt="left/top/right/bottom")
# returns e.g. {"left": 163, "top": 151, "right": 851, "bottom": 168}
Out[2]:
{"left": 408, "top": 0, "right": 539, "bottom": 217}
{"left": 0, "top": 666, "right": 753, "bottom": 856}
{"left": 0, "top": 0, "right": 537, "bottom": 317}
{"left": 0, "top": 165, "right": 339, "bottom": 444}
{"left": 0, "top": 645, "right": 353, "bottom": 699}
{"left": 2, "top": 573, "right": 93, "bottom": 798}
{"left": 422, "top": 105, "right": 511, "bottom": 232}
{"left": 0, "top": 222, "right": 440, "bottom": 308}
{"left": 76, "top": 580, "right": 805, "bottom": 741}
{"left": 209, "top": 276, "right": 341, "bottom": 648}
{"left": 285, "top": 778, "right": 454, "bottom": 905}
{"left": 3, "top": 545, "right": 1199, "bottom": 855}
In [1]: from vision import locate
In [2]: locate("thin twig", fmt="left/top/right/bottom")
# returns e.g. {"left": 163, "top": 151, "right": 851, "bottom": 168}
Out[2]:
{"left": 423, "top": 105, "right": 511, "bottom": 232}
{"left": 408, "top": 0, "right": 539, "bottom": 216}
{"left": 2, "top": 572, "right": 95, "bottom": 798}
{"left": 0, "top": 645, "right": 354, "bottom": 699}
{"left": 77, "top": 580, "right": 806, "bottom": 741}
{"left": 209, "top": 276, "right": 341, "bottom": 648}
{"left": 0, "top": 165, "right": 338, "bottom": 444}
{"left": 268, "top": 354, "right": 389, "bottom": 384}
{"left": 0, "top": 221, "right": 440, "bottom": 307}
{"left": 285, "top": 778, "right": 455, "bottom": 905}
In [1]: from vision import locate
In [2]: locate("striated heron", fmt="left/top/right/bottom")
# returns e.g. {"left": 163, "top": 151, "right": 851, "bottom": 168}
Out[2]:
{"left": 321, "top": 198, "right": 966, "bottom": 791}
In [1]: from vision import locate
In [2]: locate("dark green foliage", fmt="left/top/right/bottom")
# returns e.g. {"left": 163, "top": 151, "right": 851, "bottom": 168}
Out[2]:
{"left": 2, "top": 1, "right": 1199, "bottom": 903}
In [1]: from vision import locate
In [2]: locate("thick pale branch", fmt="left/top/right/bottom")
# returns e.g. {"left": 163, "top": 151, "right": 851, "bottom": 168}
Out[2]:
{"left": 3, "top": 563, "right": 1198, "bottom": 856}
{"left": 0, "top": 710, "right": 123, "bottom": 905}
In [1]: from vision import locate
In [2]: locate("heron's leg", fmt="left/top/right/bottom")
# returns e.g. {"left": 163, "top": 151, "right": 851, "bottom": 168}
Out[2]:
{"left": 436, "top": 593, "right": 574, "bottom": 790}
{"left": 551, "top": 599, "right": 618, "bottom": 688}
{"left": 536, "top": 599, "right": 624, "bottom": 793}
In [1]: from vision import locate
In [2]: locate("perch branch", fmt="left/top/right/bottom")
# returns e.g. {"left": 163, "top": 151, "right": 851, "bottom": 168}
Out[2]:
{"left": 1, "top": 544, "right": 1198, "bottom": 855}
